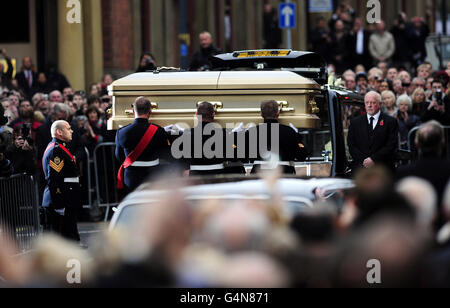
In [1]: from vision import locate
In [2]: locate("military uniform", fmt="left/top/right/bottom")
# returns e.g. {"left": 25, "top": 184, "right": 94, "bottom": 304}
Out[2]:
{"left": 245, "top": 120, "right": 307, "bottom": 174}
{"left": 115, "top": 118, "right": 171, "bottom": 192}
{"left": 180, "top": 121, "right": 245, "bottom": 176}
{"left": 42, "top": 138, "right": 81, "bottom": 241}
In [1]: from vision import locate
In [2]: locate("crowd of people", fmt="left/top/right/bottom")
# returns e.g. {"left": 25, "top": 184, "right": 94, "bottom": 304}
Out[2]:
{"left": 0, "top": 161, "right": 450, "bottom": 288}
{"left": 0, "top": 52, "right": 116, "bottom": 181}
{"left": 314, "top": 6, "right": 450, "bottom": 150}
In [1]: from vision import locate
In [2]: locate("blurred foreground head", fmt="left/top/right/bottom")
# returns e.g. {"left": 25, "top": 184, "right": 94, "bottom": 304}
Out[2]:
{"left": 415, "top": 120, "right": 445, "bottom": 158}
{"left": 332, "top": 217, "right": 429, "bottom": 288}
{"left": 353, "top": 167, "right": 415, "bottom": 226}
{"left": 396, "top": 177, "right": 437, "bottom": 228}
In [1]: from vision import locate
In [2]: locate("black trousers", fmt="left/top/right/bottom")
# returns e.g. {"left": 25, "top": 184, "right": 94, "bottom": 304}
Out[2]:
{"left": 45, "top": 207, "right": 80, "bottom": 242}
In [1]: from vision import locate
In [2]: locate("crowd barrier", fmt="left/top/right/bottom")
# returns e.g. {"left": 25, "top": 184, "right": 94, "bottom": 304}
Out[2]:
{"left": 93, "top": 143, "right": 121, "bottom": 221}
{"left": 0, "top": 174, "right": 40, "bottom": 252}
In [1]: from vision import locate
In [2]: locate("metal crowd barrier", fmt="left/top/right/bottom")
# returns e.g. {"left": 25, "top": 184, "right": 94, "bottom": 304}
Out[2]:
{"left": 93, "top": 143, "right": 121, "bottom": 221}
{"left": 0, "top": 174, "right": 40, "bottom": 252}
{"left": 407, "top": 125, "right": 450, "bottom": 161}
{"left": 83, "top": 148, "right": 94, "bottom": 209}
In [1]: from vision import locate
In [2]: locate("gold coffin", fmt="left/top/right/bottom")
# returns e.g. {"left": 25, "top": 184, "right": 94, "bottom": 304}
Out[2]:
{"left": 108, "top": 71, "right": 322, "bottom": 130}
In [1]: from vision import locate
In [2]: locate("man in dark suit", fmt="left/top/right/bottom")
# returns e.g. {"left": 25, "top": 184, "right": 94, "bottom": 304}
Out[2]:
{"left": 189, "top": 32, "right": 222, "bottom": 71}
{"left": 172, "top": 102, "right": 244, "bottom": 176}
{"left": 396, "top": 120, "right": 450, "bottom": 228}
{"left": 15, "top": 57, "right": 37, "bottom": 99}
{"left": 115, "top": 97, "right": 171, "bottom": 192}
{"left": 348, "top": 91, "right": 399, "bottom": 172}
{"left": 245, "top": 100, "right": 307, "bottom": 174}
{"left": 347, "top": 17, "right": 372, "bottom": 70}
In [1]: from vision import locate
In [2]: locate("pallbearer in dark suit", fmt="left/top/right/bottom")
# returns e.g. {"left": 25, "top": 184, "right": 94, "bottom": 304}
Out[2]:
{"left": 180, "top": 102, "right": 245, "bottom": 176}
{"left": 42, "top": 120, "right": 81, "bottom": 241}
{"left": 348, "top": 91, "right": 399, "bottom": 172}
{"left": 115, "top": 97, "right": 171, "bottom": 192}
{"left": 245, "top": 100, "right": 308, "bottom": 174}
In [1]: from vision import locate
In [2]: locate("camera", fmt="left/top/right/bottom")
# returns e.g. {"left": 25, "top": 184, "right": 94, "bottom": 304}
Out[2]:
{"left": 101, "top": 97, "right": 111, "bottom": 103}
{"left": 436, "top": 89, "right": 444, "bottom": 106}
{"left": 0, "top": 132, "right": 9, "bottom": 160}
{"left": 67, "top": 94, "right": 74, "bottom": 102}
{"left": 21, "top": 123, "right": 31, "bottom": 139}
{"left": 21, "top": 123, "right": 34, "bottom": 146}
{"left": 0, "top": 105, "right": 7, "bottom": 126}
{"left": 144, "top": 58, "right": 156, "bottom": 71}
{"left": 402, "top": 82, "right": 411, "bottom": 88}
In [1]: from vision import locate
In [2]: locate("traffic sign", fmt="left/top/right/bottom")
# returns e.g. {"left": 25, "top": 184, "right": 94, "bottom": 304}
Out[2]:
{"left": 279, "top": 3, "right": 296, "bottom": 29}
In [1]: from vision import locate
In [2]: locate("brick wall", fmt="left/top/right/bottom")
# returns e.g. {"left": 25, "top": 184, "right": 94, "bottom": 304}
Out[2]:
{"left": 101, "top": 0, "right": 134, "bottom": 70}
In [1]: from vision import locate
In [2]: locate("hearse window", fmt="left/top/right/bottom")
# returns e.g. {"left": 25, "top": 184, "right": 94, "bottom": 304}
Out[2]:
{"left": 341, "top": 100, "right": 364, "bottom": 162}
{"left": 299, "top": 94, "right": 332, "bottom": 162}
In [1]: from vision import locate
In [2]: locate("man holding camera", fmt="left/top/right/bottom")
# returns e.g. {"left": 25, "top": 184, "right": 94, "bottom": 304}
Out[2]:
{"left": 0, "top": 103, "right": 12, "bottom": 176}
{"left": 5, "top": 124, "right": 37, "bottom": 176}
{"left": 421, "top": 80, "right": 450, "bottom": 126}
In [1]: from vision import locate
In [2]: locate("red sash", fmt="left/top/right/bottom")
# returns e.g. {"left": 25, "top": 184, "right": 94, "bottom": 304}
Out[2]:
{"left": 42, "top": 142, "right": 77, "bottom": 174}
{"left": 117, "top": 125, "right": 158, "bottom": 189}
{"left": 60, "top": 143, "right": 77, "bottom": 166}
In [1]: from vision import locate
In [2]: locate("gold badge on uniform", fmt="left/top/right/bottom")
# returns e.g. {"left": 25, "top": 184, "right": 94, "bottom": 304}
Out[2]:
{"left": 50, "top": 157, "right": 64, "bottom": 173}
{"left": 298, "top": 143, "right": 305, "bottom": 149}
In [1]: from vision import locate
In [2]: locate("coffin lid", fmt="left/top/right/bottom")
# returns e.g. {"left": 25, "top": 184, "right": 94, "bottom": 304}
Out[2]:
{"left": 108, "top": 71, "right": 319, "bottom": 92}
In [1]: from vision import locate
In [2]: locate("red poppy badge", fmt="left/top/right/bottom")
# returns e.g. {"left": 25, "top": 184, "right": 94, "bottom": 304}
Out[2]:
{"left": 380, "top": 120, "right": 384, "bottom": 127}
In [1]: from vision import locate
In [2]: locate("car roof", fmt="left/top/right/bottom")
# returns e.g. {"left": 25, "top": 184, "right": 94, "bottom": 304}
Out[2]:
{"left": 210, "top": 50, "right": 328, "bottom": 85}
{"left": 118, "top": 178, "right": 354, "bottom": 207}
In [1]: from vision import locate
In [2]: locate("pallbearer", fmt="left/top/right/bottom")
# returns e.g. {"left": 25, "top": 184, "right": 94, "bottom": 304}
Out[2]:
{"left": 115, "top": 97, "right": 171, "bottom": 192}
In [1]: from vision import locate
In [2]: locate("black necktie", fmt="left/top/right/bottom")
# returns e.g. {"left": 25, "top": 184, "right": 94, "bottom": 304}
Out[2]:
{"left": 368, "top": 117, "right": 375, "bottom": 140}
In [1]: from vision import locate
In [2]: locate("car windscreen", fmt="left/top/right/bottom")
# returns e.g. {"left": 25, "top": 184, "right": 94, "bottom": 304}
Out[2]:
{"left": 112, "top": 197, "right": 314, "bottom": 230}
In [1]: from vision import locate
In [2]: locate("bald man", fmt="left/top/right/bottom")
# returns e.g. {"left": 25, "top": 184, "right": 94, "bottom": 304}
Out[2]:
{"left": 347, "top": 91, "right": 399, "bottom": 172}
{"left": 42, "top": 120, "right": 81, "bottom": 241}
{"left": 189, "top": 31, "right": 222, "bottom": 71}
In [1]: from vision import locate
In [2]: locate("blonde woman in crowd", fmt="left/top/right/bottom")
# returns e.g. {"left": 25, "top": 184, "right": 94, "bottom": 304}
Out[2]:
{"left": 381, "top": 90, "right": 398, "bottom": 117}
{"left": 395, "top": 95, "right": 421, "bottom": 149}
{"left": 411, "top": 87, "right": 427, "bottom": 117}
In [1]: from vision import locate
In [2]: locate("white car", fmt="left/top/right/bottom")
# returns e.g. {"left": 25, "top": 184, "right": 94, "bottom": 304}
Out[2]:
{"left": 109, "top": 178, "right": 354, "bottom": 231}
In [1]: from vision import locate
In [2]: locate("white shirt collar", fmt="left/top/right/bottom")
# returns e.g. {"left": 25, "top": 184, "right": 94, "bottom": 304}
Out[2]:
{"left": 367, "top": 111, "right": 381, "bottom": 129}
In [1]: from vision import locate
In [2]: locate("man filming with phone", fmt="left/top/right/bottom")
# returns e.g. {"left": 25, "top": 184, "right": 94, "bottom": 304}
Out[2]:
{"left": 421, "top": 80, "right": 450, "bottom": 126}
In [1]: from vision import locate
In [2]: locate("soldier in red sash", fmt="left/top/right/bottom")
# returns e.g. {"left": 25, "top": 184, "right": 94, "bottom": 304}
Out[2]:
{"left": 42, "top": 120, "right": 81, "bottom": 241}
{"left": 115, "top": 97, "right": 171, "bottom": 192}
